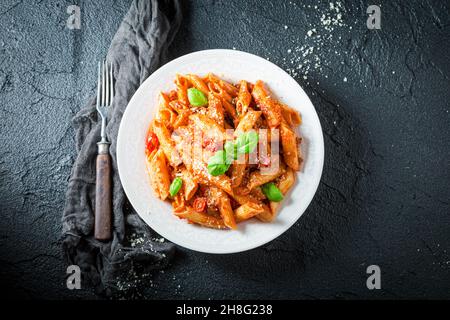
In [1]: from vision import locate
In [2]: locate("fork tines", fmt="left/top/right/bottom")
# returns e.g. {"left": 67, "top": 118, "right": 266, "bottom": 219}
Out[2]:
{"left": 97, "top": 60, "right": 114, "bottom": 107}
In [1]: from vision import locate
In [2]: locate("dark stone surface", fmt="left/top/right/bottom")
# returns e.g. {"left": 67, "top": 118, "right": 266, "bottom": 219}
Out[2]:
{"left": 0, "top": 0, "right": 449, "bottom": 299}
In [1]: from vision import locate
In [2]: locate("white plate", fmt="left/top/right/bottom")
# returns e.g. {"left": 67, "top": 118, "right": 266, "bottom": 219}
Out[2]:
{"left": 117, "top": 49, "right": 324, "bottom": 254}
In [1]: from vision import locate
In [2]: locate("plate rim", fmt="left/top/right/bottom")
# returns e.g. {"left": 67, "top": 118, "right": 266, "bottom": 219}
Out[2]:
{"left": 117, "top": 49, "right": 325, "bottom": 254}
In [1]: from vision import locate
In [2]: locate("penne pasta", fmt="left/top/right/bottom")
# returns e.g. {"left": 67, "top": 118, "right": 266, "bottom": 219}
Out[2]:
{"left": 234, "top": 110, "right": 262, "bottom": 135}
{"left": 250, "top": 187, "right": 266, "bottom": 201}
{"left": 278, "top": 167, "right": 296, "bottom": 194}
{"left": 158, "top": 91, "right": 171, "bottom": 109}
{"left": 186, "top": 74, "right": 209, "bottom": 95}
{"left": 210, "top": 187, "right": 236, "bottom": 229}
{"left": 189, "top": 113, "right": 226, "bottom": 142}
{"left": 255, "top": 203, "right": 275, "bottom": 222}
{"left": 279, "top": 102, "right": 302, "bottom": 127}
{"left": 208, "top": 81, "right": 233, "bottom": 103}
{"left": 172, "top": 109, "right": 190, "bottom": 129}
{"left": 189, "top": 155, "right": 234, "bottom": 196}
{"left": 169, "top": 100, "right": 189, "bottom": 113}
{"left": 206, "top": 172, "right": 233, "bottom": 196}
{"left": 280, "top": 121, "right": 300, "bottom": 171}
{"left": 168, "top": 89, "right": 178, "bottom": 101}
{"left": 235, "top": 202, "right": 265, "bottom": 223}
{"left": 176, "top": 207, "right": 227, "bottom": 229}
{"left": 230, "top": 154, "right": 247, "bottom": 188}
{"left": 156, "top": 93, "right": 177, "bottom": 130}
{"left": 222, "top": 98, "right": 238, "bottom": 122}
{"left": 231, "top": 192, "right": 259, "bottom": 206}
{"left": 247, "top": 158, "right": 285, "bottom": 190}
{"left": 252, "top": 80, "right": 282, "bottom": 128}
{"left": 172, "top": 189, "right": 186, "bottom": 213}
{"left": 207, "top": 92, "right": 225, "bottom": 127}
{"left": 236, "top": 80, "right": 252, "bottom": 116}
{"left": 181, "top": 167, "right": 198, "bottom": 201}
{"left": 172, "top": 126, "right": 194, "bottom": 167}
{"left": 152, "top": 120, "right": 183, "bottom": 167}
{"left": 207, "top": 73, "right": 239, "bottom": 97}
{"left": 147, "top": 149, "right": 171, "bottom": 200}
{"left": 175, "top": 74, "right": 189, "bottom": 105}
{"left": 269, "top": 167, "right": 296, "bottom": 218}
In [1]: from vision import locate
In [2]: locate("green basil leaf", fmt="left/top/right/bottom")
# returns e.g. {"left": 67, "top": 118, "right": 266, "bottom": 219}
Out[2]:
{"left": 169, "top": 177, "right": 183, "bottom": 197}
{"left": 246, "top": 131, "right": 259, "bottom": 154}
{"left": 236, "top": 131, "right": 259, "bottom": 155}
{"left": 261, "top": 182, "right": 284, "bottom": 202}
{"left": 235, "top": 133, "right": 246, "bottom": 155}
{"left": 224, "top": 140, "right": 237, "bottom": 160}
{"left": 207, "top": 150, "right": 231, "bottom": 176}
{"left": 208, "top": 150, "right": 226, "bottom": 165}
{"left": 187, "top": 88, "right": 208, "bottom": 107}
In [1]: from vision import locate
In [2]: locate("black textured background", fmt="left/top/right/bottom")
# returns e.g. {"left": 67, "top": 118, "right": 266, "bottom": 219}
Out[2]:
{"left": 0, "top": 0, "right": 449, "bottom": 299}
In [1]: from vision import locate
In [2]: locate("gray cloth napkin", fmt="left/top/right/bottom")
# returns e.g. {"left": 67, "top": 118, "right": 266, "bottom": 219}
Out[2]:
{"left": 62, "top": 0, "right": 182, "bottom": 296}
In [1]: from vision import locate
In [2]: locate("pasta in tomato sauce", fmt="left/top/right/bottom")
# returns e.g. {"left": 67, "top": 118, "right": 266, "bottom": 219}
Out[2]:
{"left": 145, "top": 73, "right": 303, "bottom": 229}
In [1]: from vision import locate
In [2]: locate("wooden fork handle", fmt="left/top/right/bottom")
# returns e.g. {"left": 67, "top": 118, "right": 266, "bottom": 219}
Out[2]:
{"left": 95, "top": 147, "right": 112, "bottom": 241}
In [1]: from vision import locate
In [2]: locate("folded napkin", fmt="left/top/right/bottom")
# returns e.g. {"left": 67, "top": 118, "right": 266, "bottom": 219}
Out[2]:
{"left": 62, "top": 0, "right": 182, "bottom": 296}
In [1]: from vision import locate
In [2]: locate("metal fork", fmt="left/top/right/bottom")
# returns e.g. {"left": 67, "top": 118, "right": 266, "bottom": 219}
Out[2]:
{"left": 95, "top": 60, "right": 114, "bottom": 241}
